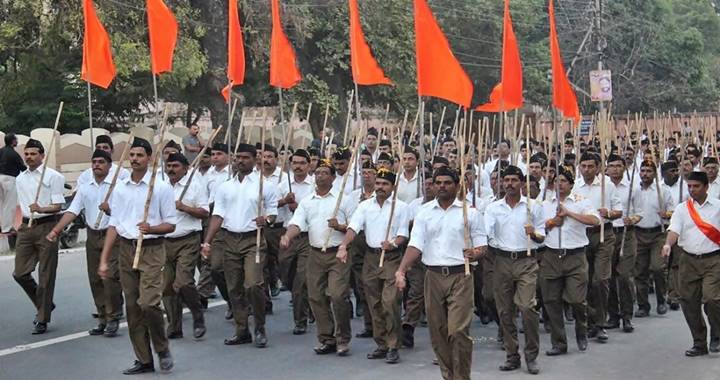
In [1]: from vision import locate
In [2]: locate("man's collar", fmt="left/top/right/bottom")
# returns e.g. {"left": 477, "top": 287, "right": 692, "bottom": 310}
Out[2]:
{"left": 125, "top": 170, "right": 152, "bottom": 185}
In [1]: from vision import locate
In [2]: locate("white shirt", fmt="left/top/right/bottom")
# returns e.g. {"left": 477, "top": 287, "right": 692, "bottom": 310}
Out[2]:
{"left": 572, "top": 175, "right": 623, "bottom": 224}
{"left": 213, "top": 171, "right": 279, "bottom": 233}
{"left": 16, "top": 166, "right": 66, "bottom": 219}
{"left": 67, "top": 174, "right": 112, "bottom": 230}
{"left": 709, "top": 177, "right": 720, "bottom": 199}
{"left": 407, "top": 197, "right": 430, "bottom": 221}
{"left": 396, "top": 171, "right": 419, "bottom": 204}
{"left": 484, "top": 196, "right": 545, "bottom": 251}
{"left": 261, "top": 166, "right": 283, "bottom": 185}
{"left": 408, "top": 199, "right": 487, "bottom": 266}
{"left": 108, "top": 171, "right": 178, "bottom": 240}
{"left": 277, "top": 173, "right": 315, "bottom": 226}
{"left": 611, "top": 178, "right": 641, "bottom": 228}
{"left": 167, "top": 174, "right": 209, "bottom": 238}
{"left": 76, "top": 163, "right": 129, "bottom": 187}
{"left": 195, "top": 168, "right": 212, "bottom": 198}
{"left": 668, "top": 197, "right": 720, "bottom": 255}
{"left": 662, "top": 178, "right": 689, "bottom": 206}
{"left": 332, "top": 170, "right": 357, "bottom": 195}
{"left": 348, "top": 196, "right": 409, "bottom": 249}
{"left": 348, "top": 188, "right": 375, "bottom": 214}
{"left": 635, "top": 182, "right": 674, "bottom": 228}
{"left": 206, "top": 165, "right": 231, "bottom": 203}
{"left": 289, "top": 189, "right": 354, "bottom": 249}
{"left": 542, "top": 193, "right": 599, "bottom": 249}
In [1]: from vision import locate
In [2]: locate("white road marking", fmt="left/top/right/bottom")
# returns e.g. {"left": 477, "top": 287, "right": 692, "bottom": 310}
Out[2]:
{"left": 0, "top": 300, "right": 226, "bottom": 357}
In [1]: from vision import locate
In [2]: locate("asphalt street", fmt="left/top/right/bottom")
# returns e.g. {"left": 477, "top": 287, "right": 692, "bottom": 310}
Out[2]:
{"left": 1, "top": 249, "right": 720, "bottom": 380}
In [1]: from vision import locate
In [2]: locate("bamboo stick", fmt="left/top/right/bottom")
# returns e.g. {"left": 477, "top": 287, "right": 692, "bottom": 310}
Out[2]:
{"left": 28, "top": 102, "right": 64, "bottom": 228}
{"left": 94, "top": 132, "right": 135, "bottom": 229}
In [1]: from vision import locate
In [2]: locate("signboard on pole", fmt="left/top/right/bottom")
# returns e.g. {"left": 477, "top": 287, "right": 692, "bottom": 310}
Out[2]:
{"left": 589, "top": 70, "right": 612, "bottom": 102}
{"left": 579, "top": 118, "right": 593, "bottom": 136}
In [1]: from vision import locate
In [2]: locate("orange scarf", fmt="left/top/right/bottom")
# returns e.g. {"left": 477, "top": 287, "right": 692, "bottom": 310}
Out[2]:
{"left": 687, "top": 199, "right": 720, "bottom": 245}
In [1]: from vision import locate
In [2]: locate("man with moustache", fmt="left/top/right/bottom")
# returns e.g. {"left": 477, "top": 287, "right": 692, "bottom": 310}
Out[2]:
{"left": 396, "top": 147, "right": 420, "bottom": 203}
{"left": 76, "top": 135, "right": 129, "bottom": 187}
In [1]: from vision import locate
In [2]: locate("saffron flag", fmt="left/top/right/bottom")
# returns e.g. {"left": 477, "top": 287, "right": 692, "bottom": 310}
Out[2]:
{"left": 414, "top": 0, "right": 473, "bottom": 108}
{"left": 476, "top": 0, "right": 523, "bottom": 112}
{"left": 223, "top": 0, "right": 246, "bottom": 102}
{"left": 549, "top": 0, "right": 580, "bottom": 121}
{"left": 147, "top": 0, "right": 178, "bottom": 75}
{"left": 270, "top": 0, "right": 302, "bottom": 89}
{"left": 349, "top": 0, "right": 391, "bottom": 85}
{"left": 81, "top": 0, "right": 116, "bottom": 89}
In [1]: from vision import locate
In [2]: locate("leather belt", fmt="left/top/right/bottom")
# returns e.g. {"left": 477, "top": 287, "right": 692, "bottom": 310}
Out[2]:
{"left": 267, "top": 222, "right": 285, "bottom": 229}
{"left": 426, "top": 265, "right": 466, "bottom": 275}
{"left": 312, "top": 245, "right": 339, "bottom": 253}
{"left": 613, "top": 225, "right": 634, "bottom": 233}
{"left": 547, "top": 247, "right": 585, "bottom": 256}
{"left": 119, "top": 236, "right": 164, "bottom": 247}
{"left": 635, "top": 226, "right": 662, "bottom": 234}
{"left": 22, "top": 215, "right": 59, "bottom": 226}
{"left": 588, "top": 222, "right": 613, "bottom": 234}
{"left": 368, "top": 247, "right": 400, "bottom": 255}
{"left": 165, "top": 230, "right": 201, "bottom": 242}
{"left": 494, "top": 248, "right": 537, "bottom": 259}
{"left": 684, "top": 250, "right": 720, "bottom": 259}
{"left": 223, "top": 229, "right": 257, "bottom": 239}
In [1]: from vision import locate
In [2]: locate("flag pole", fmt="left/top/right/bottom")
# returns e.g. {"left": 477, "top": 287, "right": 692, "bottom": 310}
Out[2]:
{"left": 152, "top": 73, "right": 165, "bottom": 181}
{"left": 417, "top": 96, "right": 426, "bottom": 198}
{"left": 87, "top": 81, "right": 94, "bottom": 148}
{"left": 227, "top": 79, "right": 233, "bottom": 179}
{"left": 353, "top": 82, "right": 362, "bottom": 191}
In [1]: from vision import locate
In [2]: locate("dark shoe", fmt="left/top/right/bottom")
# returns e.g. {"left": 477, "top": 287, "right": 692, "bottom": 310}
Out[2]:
{"left": 158, "top": 351, "right": 173, "bottom": 372}
{"left": 710, "top": 338, "right": 720, "bottom": 353}
{"left": 193, "top": 319, "right": 206, "bottom": 340}
{"left": 32, "top": 322, "right": 47, "bottom": 335}
{"left": 577, "top": 336, "right": 588, "bottom": 352}
{"left": 545, "top": 346, "right": 567, "bottom": 356}
{"left": 635, "top": 309, "right": 649, "bottom": 318}
{"left": 526, "top": 360, "right": 540, "bottom": 375}
{"left": 596, "top": 328, "right": 608, "bottom": 343}
{"left": 367, "top": 348, "right": 388, "bottom": 359}
{"left": 167, "top": 331, "right": 183, "bottom": 339}
{"left": 314, "top": 343, "right": 337, "bottom": 355}
{"left": 587, "top": 327, "right": 598, "bottom": 339}
{"left": 355, "top": 329, "right": 373, "bottom": 338}
{"left": 265, "top": 303, "right": 274, "bottom": 315}
{"left": 200, "top": 298, "right": 209, "bottom": 310}
{"left": 622, "top": 319, "right": 634, "bottom": 333}
{"left": 89, "top": 323, "right": 106, "bottom": 336}
{"left": 207, "top": 292, "right": 218, "bottom": 299}
{"left": 605, "top": 317, "right": 620, "bottom": 329}
{"left": 33, "top": 303, "right": 56, "bottom": 326}
{"left": 401, "top": 324, "right": 415, "bottom": 348}
{"left": 308, "top": 313, "right": 315, "bottom": 324}
{"left": 657, "top": 303, "right": 668, "bottom": 315}
{"left": 480, "top": 314, "right": 491, "bottom": 325}
{"left": 254, "top": 330, "right": 268, "bottom": 348}
{"left": 224, "top": 306, "right": 233, "bottom": 320}
{"left": 105, "top": 319, "right": 119, "bottom": 337}
{"left": 356, "top": 303, "right": 364, "bottom": 318}
{"left": 293, "top": 325, "right": 307, "bottom": 335}
{"left": 224, "top": 332, "right": 252, "bottom": 345}
{"left": 432, "top": 358, "right": 439, "bottom": 365}
{"left": 564, "top": 306, "right": 575, "bottom": 322}
{"left": 271, "top": 285, "right": 281, "bottom": 298}
{"left": 385, "top": 349, "right": 400, "bottom": 364}
{"left": 685, "top": 346, "right": 709, "bottom": 357}
{"left": 122, "top": 361, "right": 154, "bottom": 375}
{"left": 337, "top": 343, "right": 350, "bottom": 356}
{"left": 499, "top": 360, "right": 521, "bottom": 371}
{"left": 670, "top": 302, "right": 680, "bottom": 311}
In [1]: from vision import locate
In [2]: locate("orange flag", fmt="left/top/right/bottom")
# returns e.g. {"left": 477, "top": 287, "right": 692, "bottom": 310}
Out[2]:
{"left": 82, "top": 0, "right": 116, "bottom": 89}
{"left": 349, "top": 0, "right": 391, "bottom": 86}
{"left": 549, "top": 0, "right": 580, "bottom": 122}
{"left": 223, "top": 0, "right": 246, "bottom": 102}
{"left": 147, "top": 0, "right": 178, "bottom": 75}
{"left": 270, "top": 0, "right": 302, "bottom": 89}
{"left": 414, "top": 0, "right": 473, "bottom": 108}
{"left": 476, "top": 0, "right": 523, "bottom": 112}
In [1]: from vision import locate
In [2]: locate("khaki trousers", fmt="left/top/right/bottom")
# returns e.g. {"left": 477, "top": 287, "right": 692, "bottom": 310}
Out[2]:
{"left": 162, "top": 232, "right": 203, "bottom": 334}
{"left": 350, "top": 232, "right": 373, "bottom": 330}
{"left": 635, "top": 228, "right": 666, "bottom": 310}
{"left": 13, "top": 219, "right": 59, "bottom": 323}
{"left": 221, "top": 229, "right": 267, "bottom": 335}
{"left": 678, "top": 251, "right": 720, "bottom": 348}
{"left": 210, "top": 230, "right": 230, "bottom": 304}
{"left": 278, "top": 234, "right": 310, "bottom": 326}
{"left": 609, "top": 227, "right": 637, "bottom": 320}
{"left": 197, "top": 221, "right": 214, "bottom": 298}
{"left": 117, "top": 237, "right": 168, "bottom": 364}
{"left": 494, "top": 253, "right": 540, "bottom": 363}
{"left": 425, "top": 269, "right": 474, "bottom": 380}
{"left": 86, "top": 228, "right": 123, "bottom": 323}
{"left": 667, "top": 243, "right": 683, "bottom": 304}
{"left": 586, "top": 227, "right": 615, "bottom": 328}
{"left": 306, "top": 246, "right": 352, "bottom": 346}
{"left": 363, "top": 249, "right": 402, "bottom": 350}
{"left": 403, "top": 261, "right": 426, "bottom": 328}
{"left": 540, "top": 250, "right": 588, "bottom": 349}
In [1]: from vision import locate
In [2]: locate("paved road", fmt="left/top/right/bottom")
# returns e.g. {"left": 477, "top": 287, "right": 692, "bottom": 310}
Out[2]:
{"left": 1, "top": 250, "right": 719, "bottom": 380}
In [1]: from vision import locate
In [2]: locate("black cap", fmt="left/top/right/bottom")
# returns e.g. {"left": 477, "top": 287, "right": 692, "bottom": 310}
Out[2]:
{"left": 529, "top": 153, "right": 545, "bottom": 165}
{"left": 403, "top": 146, "right": 419, "bottom": 160}
{"left": 203, "top": 147, "right": 212, "bottom": 156}
{"left": 24, "top": 139, "right": 44, "bottom": 153}
{"left": 164, "top": 140, "right": 181, "bottom": 152}
{"left": 95, "top": 135, "right": 113, "bottom": 149}
{"left": 307, "top": 147, "right": 321, "bottom": 157}
{"left": 703, "top": 157, "right": 719, "bottom": 166}
{"left": 557, "top": 166, "right": 575, "bottom": 184}
{"left": 433, "top": 166, "right": 459, "bottom": 183}
{"left": 432, "top": 156, "right": 449, "bottom": 166}
{"left": 212, "top": 143, "right": 229, "bottom": 152}
{"left": 367, "top": 128, "right": 378, "bottom": 137}
{"left": 377, "top": 152, "right": 394, "bottom": 164}
{"left": 236, "top": 143, "right": 256, "bottom": 155}
{"left": 166, "top": 152, "right": 189, "bottom": 166}
{"left": 580, "top": 152, "right": 600, "bottom": 164}
{"left": 362, "top": 161, "right": 376, "bottom": 171}
{"left": 263, "top": 144, "right": 278, "bottom": 157}
{"left": 332, "top": 146, "right": 351, "bottom": 160}
{"left": 606, "top": 154, "right": 624, "bottom": 164}
{"left": 361, "top": 149, "right": 371, "bottom": 156}
{"left": 131, "top": 137, "right": 152, "bottom": 155}
{"left": 379, "top": 139, "right": 392, "bottom": 147}
{"left": 501, "top": 165, "right": 525, "bottom": 180}
{"left": 376, "top": 168, "right": 396, "bottom": 184}
{"left": 292, "top": 149, "right": 310, "bottom": 162}
{"left": 661, "top": 161, "right": 678, "bottom": 172}
{"left": 641, "top": 159, "right": 657, "bottom": 170}
{"left": 91, "top": 149, "right": 112, "bottom": 163}
{"left": 317, "top": 158, "right": 336, "bottom": 175}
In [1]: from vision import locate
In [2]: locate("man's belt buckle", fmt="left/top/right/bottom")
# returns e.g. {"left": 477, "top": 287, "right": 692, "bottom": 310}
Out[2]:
{"left": 510, "top": 251, "right": 519, "bottom": 260}
{"left": 441, "top": 266, "right": 450, "bottom": 276}
{"left": 558, "top": 249, "right": 568, "bottom": 258}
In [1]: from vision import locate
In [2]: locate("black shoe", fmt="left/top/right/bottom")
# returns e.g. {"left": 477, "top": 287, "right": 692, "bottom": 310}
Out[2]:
{"left": 622, "top": 319, "right": 634, "bottom": 333}
{"left": 526, "top": 360, "right": 540, "bottom": 375}
{"left": 89, "top": 323, "right": 106, "bottom": 336}
{"left": 596, "top": 328, "right": 608, "bottom": 343}
{"left": 710, "top": 338, "right": 720, "bottom": 353}
{"left": 634, "top": 309, "right": 649, "bottom": 318}
{"left": 385, "top": 349, "right": 400, "bottom": 364}
{"left": 33, "top": 303, "right": 56, "bottom": 326}
{"left": 200, "top": 298, "right": 209, "bottom": 310}
{"left": 271, "top": 286, "right": 281, "bottom": 298}
{"left": 314, "top": 343, "right": 337, "bottom": 355}
{"left": 577, "top": 336, "right": 588, "bottom": 352}
{"left": 685, "top": 346, "right": 709, "bottom": 357}
{"left": 401, "top": 324, "right": 415, "bottom": 348}
{"left": 254, "top": 330, "right": 268, "bottom": 348}
{"left": 293, "top": 325, "right": 307, "bottom": 335}
{"left": 605, "top": 317, "right": 620, "bottom": 329}
{"left": 356, "top": 329, "right": 373, "bottom": 338}
{"left": 122, "top": 361, "right": 154, "bottom": 375}
{"left": 367, "top": 348, "right": 388, "bottom": 359}
{"left": 157, "top": 351, "right": 173, "bottom": 372}
{"left": 480, "top": 314, "right": 491, "bottom": 325}
{"left": 587, "top": 327, "right": 598, "bottom": 339}
{"left": 356, "top": 303, "right": 364, "bottom": 318}
{"left": 499, "top": 360, "right": 521, "bottom": 371}
{"left": 32, "top": 322, "right": 47, "bottom": 334}
{"left": 193, "top": 319, "right": 207, "bottom": 340}
{"left": 337, "top": 343, "right": 350, "bottom": 357}
{"left": 265, "top": 304, "right": 274, "bottom": 315}
{"left": 224, "top": 306, "right": 233, "bottom": 320}
{"left": 564, "top": 307, "right": 575, "bottom": 322}
{"left": 207, "top": 292, "right": 218, "bottom": 299}
{"left": 224, "top": 332, "right": 252, "bottom": 345}
{"left": 545, "top": 346, "right": 567, "bottom": 356}
{"left": 670, "top": 302, "right": 680, "bottom": 311}
{"left": 105, "top": 319, "right": 119, "bottom": 337}
{"left": 657, "top": 303, "right": 668, "bottom": 315}
{"left": 308, "top": 314, "right": 315, "bottom": 324}
{"left": 167, "top": 331, "right": 183, "bottom": 339}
